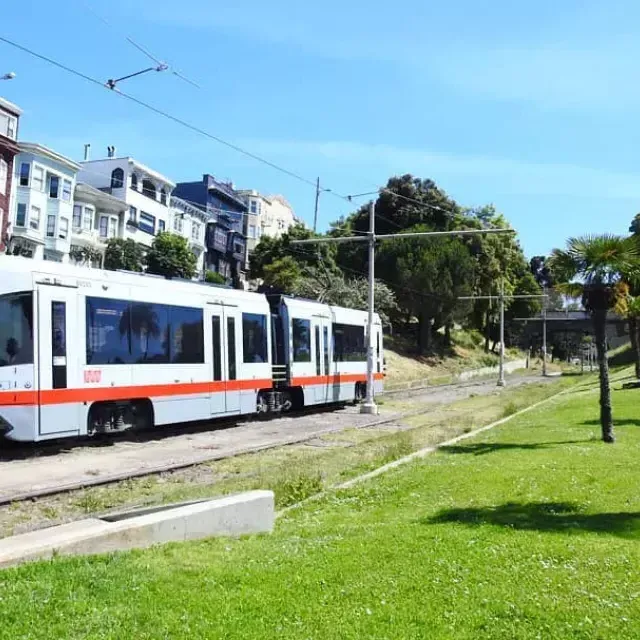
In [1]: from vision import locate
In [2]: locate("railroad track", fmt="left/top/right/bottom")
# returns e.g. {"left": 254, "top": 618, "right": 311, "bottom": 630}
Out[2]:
{"left": 0, "top": 374, "right": 553, "bottom": 506}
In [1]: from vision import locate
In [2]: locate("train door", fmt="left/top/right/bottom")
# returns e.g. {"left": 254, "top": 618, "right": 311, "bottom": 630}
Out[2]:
{"left": 36, "top": 284, "right": 81, "bottom": 437}
{"left": 208, "top": 304, "right": 226, "bottom": 415}
{"left": 314, "top": 317, "right": 331, "bottom": 403}
{"left": 224, "top": 305, "right": 241, "bottom": 413}
{"left": 207, "top": 303, "right": 240, "bottom": 415}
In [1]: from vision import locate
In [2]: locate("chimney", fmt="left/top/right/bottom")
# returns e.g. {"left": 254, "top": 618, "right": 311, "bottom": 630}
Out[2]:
{"left": 83, "top": 144, "right": 91, "bottom": 161}
{"left": 107, "top": 145, "right": 116, "bottom": 158}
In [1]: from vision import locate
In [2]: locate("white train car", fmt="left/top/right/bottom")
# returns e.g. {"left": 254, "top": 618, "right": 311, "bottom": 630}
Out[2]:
{"left": 271, "top": 296, "right": 384, "bottom": 407}
{"left": 0, "top": 257, "right": 383, "bottom": 442}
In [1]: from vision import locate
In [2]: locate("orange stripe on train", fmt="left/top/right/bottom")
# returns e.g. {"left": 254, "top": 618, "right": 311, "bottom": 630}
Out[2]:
{"left": 0, "top": 373, "right": 383, "bottom": 407}
{"left": 0, "top": 379, "right": 273, "bottom": 407}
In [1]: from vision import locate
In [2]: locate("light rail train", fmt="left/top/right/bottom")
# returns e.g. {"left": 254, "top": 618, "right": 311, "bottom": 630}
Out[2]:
{"left": 0, "top": 257, "right": 383, "bottom": 442}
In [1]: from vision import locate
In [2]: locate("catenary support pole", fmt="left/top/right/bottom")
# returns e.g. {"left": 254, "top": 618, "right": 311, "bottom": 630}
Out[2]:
{"left": 361, "top": 201, "right": 378, "bottom": 414}
{"left": 497, "top": 280, "right": 506, "bottom": 387}
{"left": 542, "top": 287, "right": 548, "bottom": 377}
{"left": 313, "top": 177, "right": 320, "bottom": 233}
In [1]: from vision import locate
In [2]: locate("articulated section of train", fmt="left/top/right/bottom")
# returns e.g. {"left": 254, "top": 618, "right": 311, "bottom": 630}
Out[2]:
{"left": 0, "top": 257, "right": 384, "bottom": 442}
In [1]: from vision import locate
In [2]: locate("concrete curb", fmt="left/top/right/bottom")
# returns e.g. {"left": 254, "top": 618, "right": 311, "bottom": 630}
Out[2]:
{"left": 0, "top": 490, "right": 275, "bottom": 569}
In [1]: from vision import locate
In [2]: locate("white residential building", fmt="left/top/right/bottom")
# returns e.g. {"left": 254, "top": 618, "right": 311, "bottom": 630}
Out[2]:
{"left": 71, "top": 183, "right": 127, "bottom": 266}
{"left": 78, "top": 151, "right": 174, "bottom": 248}
{"left": 238, "top": 190, "right": 298, "bottom": 256}
{"left": 169, "top": 196, "right": 208, "bottom": 278}
{"left": 10, "top": 143, "right": 80, "bottom": 262}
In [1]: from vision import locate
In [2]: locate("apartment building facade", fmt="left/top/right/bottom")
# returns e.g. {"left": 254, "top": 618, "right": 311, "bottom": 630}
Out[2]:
{"left": 169, "top": 195, "right": 208, "bottom": 278}
{"left": 174, "top": 174, "right": 247, "bottom": 282}
{"left": 0, "top": 97, "right": 21, "bottom": 252}
{"left": 78, "top": 151, "right": 175, "bottom": 248}
{"left": 10, "top": 143, "right": 80, "bottom": 261}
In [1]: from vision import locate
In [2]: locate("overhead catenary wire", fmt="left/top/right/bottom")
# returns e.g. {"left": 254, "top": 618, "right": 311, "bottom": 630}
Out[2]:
{"left": 0, "top": 35, "right": 323, "bottom": 190}
{"left": 80, "top": 0, "right": 200, "bottom": 88}
{"left": 0, "top": 34, "right": 477, "bottom": 229}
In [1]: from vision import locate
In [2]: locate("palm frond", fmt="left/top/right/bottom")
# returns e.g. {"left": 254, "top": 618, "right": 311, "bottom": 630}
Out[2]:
{"left": 555, "top": 282, "right": 584, "bottom": 299}
{"left": 560, "top": 234, "right": 638, "bottom": 285}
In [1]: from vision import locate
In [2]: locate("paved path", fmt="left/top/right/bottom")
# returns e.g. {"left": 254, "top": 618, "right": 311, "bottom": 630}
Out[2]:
{"left": 0, "top": 374, "right": 553, "bottom": 501}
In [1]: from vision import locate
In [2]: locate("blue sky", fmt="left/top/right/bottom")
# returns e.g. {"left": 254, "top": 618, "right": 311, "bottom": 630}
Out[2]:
{"left": 2, "top": 0, "right": 640, "bottom": 256}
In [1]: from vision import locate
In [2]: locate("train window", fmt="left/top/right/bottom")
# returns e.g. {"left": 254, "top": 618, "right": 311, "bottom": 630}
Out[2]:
{"left": 0, "top": 293, "right": 33, "bottom": 367}
{"left": 242, "top": 313, "right": 267, "bottom": 363}
{"left": 332, "top": 323, "right": 367, "bottom": 362}
{"left": 130, "top": 303, "right": 170, "bottom": 363}
{"left": 323, "top": 326, "right": 329, "bottom": 374}
{"left": 212, "top": 316, "right": 222, "bottom": 381}
{"left": 170, "top": 306, "right": 204, "bottom": 364}
{"left": 315, "top": 325, "right": 321, "bottom": 375}
{"left": 51, "top": 301, "right": 67, "bottom": 389}
{"left": 227, "top": 317, "right": 237, "bottom": 380}
{"left": 292, "top": 318, "right": 311, "bottom": 362}
{"left": 86, "top": 297, "right": 131, "bottom": 365}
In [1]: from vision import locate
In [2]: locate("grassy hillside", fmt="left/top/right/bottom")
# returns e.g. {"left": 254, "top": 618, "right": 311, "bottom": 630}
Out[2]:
{"left": 384, "top": 329, "right": 524, "bottom": 387}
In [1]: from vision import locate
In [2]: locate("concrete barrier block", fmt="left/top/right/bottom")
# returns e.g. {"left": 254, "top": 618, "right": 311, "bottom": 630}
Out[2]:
{"left": 0, "top": 490, "right": 275, "bottom": 569}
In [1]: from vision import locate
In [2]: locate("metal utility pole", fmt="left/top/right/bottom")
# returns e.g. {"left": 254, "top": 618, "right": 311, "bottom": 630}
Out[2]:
{"left": 498, "top": 280, "right": 506, "bottom": 386}
{"left": 362, "top": 201, "right": 376, "bottom": 414}
{"left": 542, "top": 287, "right": 548, "bottom": 377}
{"left": 313, "top": 177, "right": 321, "bottom": 233}
{"left": 461, "top": 292, "right": 549, "bottom": 386}
{"left": 291, "top": 202, "right": 514, "bottom": 413}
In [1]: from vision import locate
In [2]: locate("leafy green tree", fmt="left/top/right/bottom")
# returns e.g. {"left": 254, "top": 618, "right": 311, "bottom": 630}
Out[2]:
{"left": 295, "top": 273, "right": 397, "bottom": 327}
{"left": 146, "top": 233, "right": 197, "bottom": 280}
{"left": 262, "top": 256, "right": 304, "bottom": 292}
{"left": 249, "top": 222, "right": 338, "bottom": 283}
{"left": 461, "top": 206, "right": 529, "bottom": 351}
{"left": 205, "top": 270, "right": 227, "bottom": 285}
{"left": 550, "top": 234, "right": 638, "bottom": 443}
{"left": 69, "top": 246, "right": 103, "bottom": 268}
{"left": 103, "top": 238, "right": 145, "bottom": 272}
{"left": 530, "top": 255, "right": 564, "bottom": 310}
{"left": 378, "top": 230, "right": 475, "bottom": 353}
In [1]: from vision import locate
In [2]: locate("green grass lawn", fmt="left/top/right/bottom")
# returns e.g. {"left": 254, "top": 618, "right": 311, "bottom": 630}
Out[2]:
{"left": 0, "top": 378, "right": 638, "bottom": 639}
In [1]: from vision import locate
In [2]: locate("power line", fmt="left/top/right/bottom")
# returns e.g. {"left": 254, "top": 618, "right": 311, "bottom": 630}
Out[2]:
{"left": 0, "top": 35, "right": 322, "bottom": 190}
{"left": 80, "top": 0, "right": 200, "bottom": 88}
{"left": 0, "top": 34, "right": 483, "bottom": 231}
{"left": 285, "top": 245, "right": 469, "bottom": 304}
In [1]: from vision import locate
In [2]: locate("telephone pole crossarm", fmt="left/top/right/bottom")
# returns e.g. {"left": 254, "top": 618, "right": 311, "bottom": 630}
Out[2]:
{"left": 290, "top": 227, "right": 515, "bottom": 246}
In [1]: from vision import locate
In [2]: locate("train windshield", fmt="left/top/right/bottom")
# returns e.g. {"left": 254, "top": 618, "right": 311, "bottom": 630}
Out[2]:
{"left": 0, "top": 292, "right": 34, "bottom": 367}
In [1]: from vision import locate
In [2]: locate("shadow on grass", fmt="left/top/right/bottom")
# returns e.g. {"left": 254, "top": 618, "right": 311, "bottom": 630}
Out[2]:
{"left": 440, "top": 441, "right": 588, "bottom": 456}
{"left": 424, "top": 501, "right": 639, "bottom": 538}
{"left": 582, "top": 419, "right": 640, "bottom": 427}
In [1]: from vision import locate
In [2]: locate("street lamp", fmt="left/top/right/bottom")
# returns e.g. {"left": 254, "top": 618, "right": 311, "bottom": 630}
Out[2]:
{"left": 1, "top": 72, "right": 16, "bottom": 81}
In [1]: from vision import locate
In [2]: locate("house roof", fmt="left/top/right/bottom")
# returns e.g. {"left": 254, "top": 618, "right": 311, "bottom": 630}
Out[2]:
{"left": 81, "top": 156, "right": 176, "bottom": 187}
{"left": 0, "top": 97, "right": 22, "bottom": 116}
{"left": 19, "top": 142, "right": 81, "bottom": 172}
{"left": 75, "top": 182, "right": 127, "bottom": 212}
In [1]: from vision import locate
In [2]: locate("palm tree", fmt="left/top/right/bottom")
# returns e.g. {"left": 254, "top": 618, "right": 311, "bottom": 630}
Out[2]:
{"left": 549, "top": 235, "right": 638, "bottom": 443}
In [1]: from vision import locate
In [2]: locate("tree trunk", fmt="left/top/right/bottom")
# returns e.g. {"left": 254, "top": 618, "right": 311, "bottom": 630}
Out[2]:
{"left": 593, "top": 309, "right": 614, "bottom": 443}
{"left": 631, "top": 317, "right": 640, "bottom": 380}
{"left": 444, "top": 323, "right": 452, "bottom": 347}
{"left": 418, "top": 312, "right": 431, "bottom": 354}
{"left": 484, "top": 307, "right": 491, "bottom": 353}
